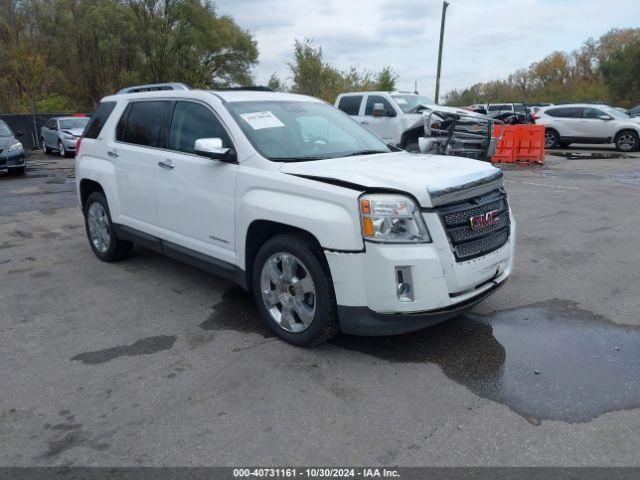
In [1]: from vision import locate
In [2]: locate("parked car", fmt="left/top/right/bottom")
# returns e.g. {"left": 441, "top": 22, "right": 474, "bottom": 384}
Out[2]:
{"left": 0, "top": 119, "right": 26, "bottom": 175}
{"left": 628, "top": 105, "right": 640, "bottom": 117}
{"left": 76, "top": 84, "right": 516, "bottom": 346}
{"left": 335, "top": 91, "right": 497, "bottom": 161}
{"left": 486, "top": 103, "right": 527, "bottom": 117}
{"left": 41, "top": 116, "right": 90, "bottom": 157}
{"left": 535, "top": 103, "right": 640, "bottom": 151}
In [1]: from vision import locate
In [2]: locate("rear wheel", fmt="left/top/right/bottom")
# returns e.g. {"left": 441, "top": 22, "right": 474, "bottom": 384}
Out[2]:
{"left": 614, "top": 130, "right": 639, "bottom": 152}
{"left": 251, "top": 233, "right": 339, "bottom": 346}
{"left": 544, "top": 129, "right": 559, "bottom": 149}
{"left": 83, "top": 192, "right": 132, "bottom": 262}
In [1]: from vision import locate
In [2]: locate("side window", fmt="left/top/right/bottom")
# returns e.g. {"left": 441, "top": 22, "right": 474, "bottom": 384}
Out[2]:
{"left": 84, "top": 101, "right": 117, "bottom": 139}
{"left": 337, "top": 96, "right": 363, "bottom": 116}
{"left": 582, "top": 107, "right": 604, "bottom": 119}
{"left": 119, "top": 101, "right": 172, "bottom": 147}
{"left": 546, "top": 107, "right": 580, "bottom": 118}
{"left": 364, "top": 95, "right": 395, "bottom": 116}
{"left": 169, "top": 102, "right": 231, "bottom": 154}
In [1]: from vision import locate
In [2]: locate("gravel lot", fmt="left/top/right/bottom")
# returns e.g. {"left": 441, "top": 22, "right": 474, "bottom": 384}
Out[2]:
{"left": 1, "top": 149, "right": 640, "bottom": 466}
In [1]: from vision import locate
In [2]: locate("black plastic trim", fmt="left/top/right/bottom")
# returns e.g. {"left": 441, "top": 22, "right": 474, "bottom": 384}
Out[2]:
{"left": 113, "top": 224, "right": 247, "bottom": 289}
{"left": 338, "top": 280, "right": 506, "bottom": 336}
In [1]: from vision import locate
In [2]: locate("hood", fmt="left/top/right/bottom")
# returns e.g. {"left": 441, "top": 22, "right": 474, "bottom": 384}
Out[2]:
{"left": 280, "top": 152, "right": 502, "bottom": 208}
{"left": 61, "top": 128, "right": 85, "bottom": 137}
{"left": 0, "top": 135, "right": 19, "bottom": 150}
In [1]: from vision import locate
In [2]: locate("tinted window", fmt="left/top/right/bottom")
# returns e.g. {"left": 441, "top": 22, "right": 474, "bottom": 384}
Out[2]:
{"left": 45, "top": 119, "right": 57, "bottom": 129}
{"left": 488, "top": 104, "right": 512, "bottom": 112}
{"left": 545, "top": 107, "right": 581, "bottom": 118}
{"left": 582, "top": 107, "right": 605, "bottom": 119}
{"left": 60, "top": 118, "right": 89, "bottom": 130}
{"left": 337, "top": 96, "right": 363, "bottom": 116}
{"left": 84, "top": 101, "right": 116, "bottom": 139}
{"left": 0, "top": 121, "right": 13, "bottom": 136}
{"left": 119, "top": 101, "right": 172, "bottom": 147}
{"left": 514, "top": 104, "right": 525, "bottom": 113}
{"left": 169, "top": 102, "right": 231, "bottom": 154}
{"left": 364, "top": 95, "right": 395, "bottom": 116}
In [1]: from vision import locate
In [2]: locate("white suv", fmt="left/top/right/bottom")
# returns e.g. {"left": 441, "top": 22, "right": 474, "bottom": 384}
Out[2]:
{"left": 536, "top": 103, "right": 640, "bottom": 151}
{"left": 76, "top": 85, "right": 516, "bottom": 346}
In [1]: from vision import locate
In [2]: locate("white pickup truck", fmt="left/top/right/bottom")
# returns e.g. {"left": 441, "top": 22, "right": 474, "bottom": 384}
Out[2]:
{"left": 336, "top": 91, "right": 498, "bottom": 161}
{"left": 76, "top": 84, "right": 515, "bottom": 346}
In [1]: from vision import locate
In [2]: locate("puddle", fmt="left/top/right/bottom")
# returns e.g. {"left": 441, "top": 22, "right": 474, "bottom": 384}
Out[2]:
{"left": 71, "top": 335, "right": 177, "bottom": 365}
{"left": 334, "top": 299, "right": 640, "bottom": 423}
{"left": 549, "top": 151, "right": 634, "bottom": 160}
{"left": 200, "top": 287, "right": 272, "bottom": 337}
{"left": 210, "top": 289, "right": 640, "bottom": 423}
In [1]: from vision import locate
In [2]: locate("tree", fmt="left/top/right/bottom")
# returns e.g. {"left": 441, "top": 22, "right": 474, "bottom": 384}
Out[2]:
{"left": 601, "top": 39, "right": 640, "bottom": 107}
{"left": 376, "top": 67, "right": 397, "bottom": 91}
{"left": 267, "top": 73, "right": 286, "bottom": 92}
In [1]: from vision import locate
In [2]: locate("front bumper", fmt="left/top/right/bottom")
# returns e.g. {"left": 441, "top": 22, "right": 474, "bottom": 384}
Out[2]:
{"left": 0, "top": 150, "right": 26, "bottom": 172}
{"left": 325, "top": 217, "right": 515, "bottom": 336}
{"left": 63, "top": 138, "right": 78, "bottom": 150}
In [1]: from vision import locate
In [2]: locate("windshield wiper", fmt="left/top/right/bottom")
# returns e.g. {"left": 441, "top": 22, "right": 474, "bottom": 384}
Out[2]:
{"left": 270, "top": 155, "right": 333, "bottom": 162}
{"left": 341, "top": 150, "right": 389, "bottom": 157}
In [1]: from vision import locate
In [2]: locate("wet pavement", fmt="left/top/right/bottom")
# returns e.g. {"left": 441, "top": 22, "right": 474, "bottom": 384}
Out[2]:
{"left": 2, "top": 149, "right": 640, "bottom": 466}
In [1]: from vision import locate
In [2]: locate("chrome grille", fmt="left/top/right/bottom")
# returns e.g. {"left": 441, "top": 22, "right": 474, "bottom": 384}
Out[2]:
{"left": 435, "top": 188, "right": 510, "bottom": 262}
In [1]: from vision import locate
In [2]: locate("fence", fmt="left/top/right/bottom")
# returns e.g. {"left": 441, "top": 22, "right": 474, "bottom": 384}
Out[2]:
{"left": 0, "top": 113, "right": 88, "bottom": 150}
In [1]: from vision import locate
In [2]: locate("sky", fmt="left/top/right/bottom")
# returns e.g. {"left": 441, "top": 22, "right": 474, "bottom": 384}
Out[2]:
{"left": 215, "top": 0, "right": 640, "bottom": 99}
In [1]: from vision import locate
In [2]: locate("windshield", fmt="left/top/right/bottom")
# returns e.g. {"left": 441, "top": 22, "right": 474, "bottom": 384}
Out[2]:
{"left": 0, "top": 122, "right": 13, "bottom": 136}
{"left": 600, "top": 105, "right": 630, "bottom": 119}
{"left": 391, "top": 95, "right": 436, "bottom": 113}
{"left": 59, "top": 118, "right": 89, "bottom": 130}
{"left": 226, "top": 101, "right": 390, "bottom": 161}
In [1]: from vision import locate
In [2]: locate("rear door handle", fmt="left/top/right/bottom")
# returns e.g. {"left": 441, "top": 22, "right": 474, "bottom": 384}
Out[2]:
{"left": 107, "top": 149, "right": 119, "bottom": 158}
{"left": 158, "top": 159, "right": 175, "bottom": 170}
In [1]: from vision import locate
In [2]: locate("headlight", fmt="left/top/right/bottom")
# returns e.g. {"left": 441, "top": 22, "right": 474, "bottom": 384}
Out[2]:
{"left": 8, "top": 142, "right": 23, "bottom": 152}
{"left": 64, "top": 134, "right": 75, "bottom": 140}
{"left": 359, "top": 194, "right": 431, "bottom": 243}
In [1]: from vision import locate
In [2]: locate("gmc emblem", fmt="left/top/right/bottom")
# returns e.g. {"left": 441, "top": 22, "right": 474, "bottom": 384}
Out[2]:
{"left": 470, "top": 210, "right": 500, "bottom": 231}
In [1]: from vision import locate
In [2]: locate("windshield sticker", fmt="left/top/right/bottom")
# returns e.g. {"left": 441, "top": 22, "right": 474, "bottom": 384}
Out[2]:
{"left": 395, "top": 98, "right": 408, "bottom": 105}
{"left": 240, "top": 111, "right": 285, "bottom": 130}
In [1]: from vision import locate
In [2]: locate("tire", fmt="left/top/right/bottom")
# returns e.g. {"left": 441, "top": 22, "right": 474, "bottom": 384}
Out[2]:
{"left": 544, "top": 129, "right": 559, "bottom": 149}
{"left": 404, "top": 142, "right": 420, "bottom": 153}
{"left": 614, "top": 130, "right": 639, "bottom": 152}
{"left": 58, "top": 141, "right": 67, "bottom": 157}
{"left": 42, "top": 137, "right": 52, "bottom": 154}
{"left": 83, "top": 192, "right": 132, "bottom": 262}
{"left": 251, "top": 233, "right": 339, "bottom": 346}
{"left": 559, "top": 141, "right": 571, "bottom": 148}
{"left": 12, "top": 166, "right": 26, "bottom": 175}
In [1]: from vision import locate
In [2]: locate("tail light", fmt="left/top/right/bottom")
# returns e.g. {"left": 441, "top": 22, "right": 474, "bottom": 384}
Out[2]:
{"left": 76, "top": 136, "right": 83, "bottom": 155}
{"left": 530, "top": 113, "right": 540, "bottom": 123}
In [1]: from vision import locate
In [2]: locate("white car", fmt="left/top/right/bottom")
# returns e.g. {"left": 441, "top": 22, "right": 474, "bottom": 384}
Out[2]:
{"left": 335, "top": 91, "right": 497, "bottom": 161}
{"left": 76, "top": 84, "right": 515, "bottom": 346}
{"left": 535, "top": 104, "right": 640, "bottom": 151}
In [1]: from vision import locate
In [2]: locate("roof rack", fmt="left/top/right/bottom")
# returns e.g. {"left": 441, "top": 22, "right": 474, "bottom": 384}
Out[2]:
{"left": 216, "top": 86, "right": 274, "bottom": 92}
{"left": 116, "top": 83, "right": 191, "bottom": 94}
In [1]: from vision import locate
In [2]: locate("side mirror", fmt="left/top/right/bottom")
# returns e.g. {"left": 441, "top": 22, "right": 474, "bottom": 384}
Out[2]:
{"left": 599, "top": 115, "right": 613, "bottom": 121}
{"left": 15, "top": 130, "right": 23, "bottom": 137}
{"left": 194, "top": 138, "right": 237, "bottom": 163}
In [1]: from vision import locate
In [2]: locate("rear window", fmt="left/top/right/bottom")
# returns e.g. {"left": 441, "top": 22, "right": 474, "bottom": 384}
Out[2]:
{"left": 488, "top": 104, "right": 512, "bottom": 112}
{"left": 545, "top": 107, "right": 580, "bottom": 118}
{"left": 117, "top": 101, "right": 172, "bottom": 147}
{"left": 83, "top": 102, "right": 116, "bottom": 139}
{"left": 337, "top": 96, "right": 362, "bottom": 116}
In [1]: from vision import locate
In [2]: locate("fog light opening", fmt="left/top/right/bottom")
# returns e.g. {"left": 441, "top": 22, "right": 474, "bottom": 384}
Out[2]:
{"left": 395, "top": 266, "right": 414, "bottom": 302}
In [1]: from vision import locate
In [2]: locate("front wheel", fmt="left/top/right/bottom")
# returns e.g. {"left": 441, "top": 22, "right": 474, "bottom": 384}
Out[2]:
{"left": 614, "top": 131, "right": 639, "bottom": 152}
{"left": 58, "top": 141, "right": 67, "bottom": 157}
{"left": 251, "top": 233, "right": 339, "bottom": 346}
{"left": 42, "top": 137, "right": 52, "bottom": 154}
{"left": 83, "top": 192, "right": 132, "bottom": 262}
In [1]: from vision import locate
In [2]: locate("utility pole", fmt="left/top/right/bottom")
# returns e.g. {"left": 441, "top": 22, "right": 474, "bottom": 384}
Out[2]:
{"left": 434, "top": 0, "right": 449, "bottom": 104}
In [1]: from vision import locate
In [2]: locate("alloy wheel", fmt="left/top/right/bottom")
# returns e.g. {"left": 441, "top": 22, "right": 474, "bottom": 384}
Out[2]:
{"left": 617, "top": 133, "right": 637, "bottom": 152}
{"left": 87, "top": 202, "right": 110, "bottom": 254}
{"left": 544, "top": 132, "right": 556, "bottom": 149}
{"left": 259, "top": 252, "right": 316, "bottom": 333}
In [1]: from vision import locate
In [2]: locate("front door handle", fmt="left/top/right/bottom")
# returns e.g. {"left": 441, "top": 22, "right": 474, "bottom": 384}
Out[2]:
{"left": 107, "top": 149, "right": 119, "bottom": 158}
{"left": 158, "top": 159, "right": 175, "bottom": 170}
{"left": 360, "top": 121, "right": 370, "bottom": 126}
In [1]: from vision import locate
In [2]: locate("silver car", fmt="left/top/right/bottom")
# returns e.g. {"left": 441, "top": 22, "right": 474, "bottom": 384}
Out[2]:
{"left": 40, "top": 116, "right": 90, "bottom": 157}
